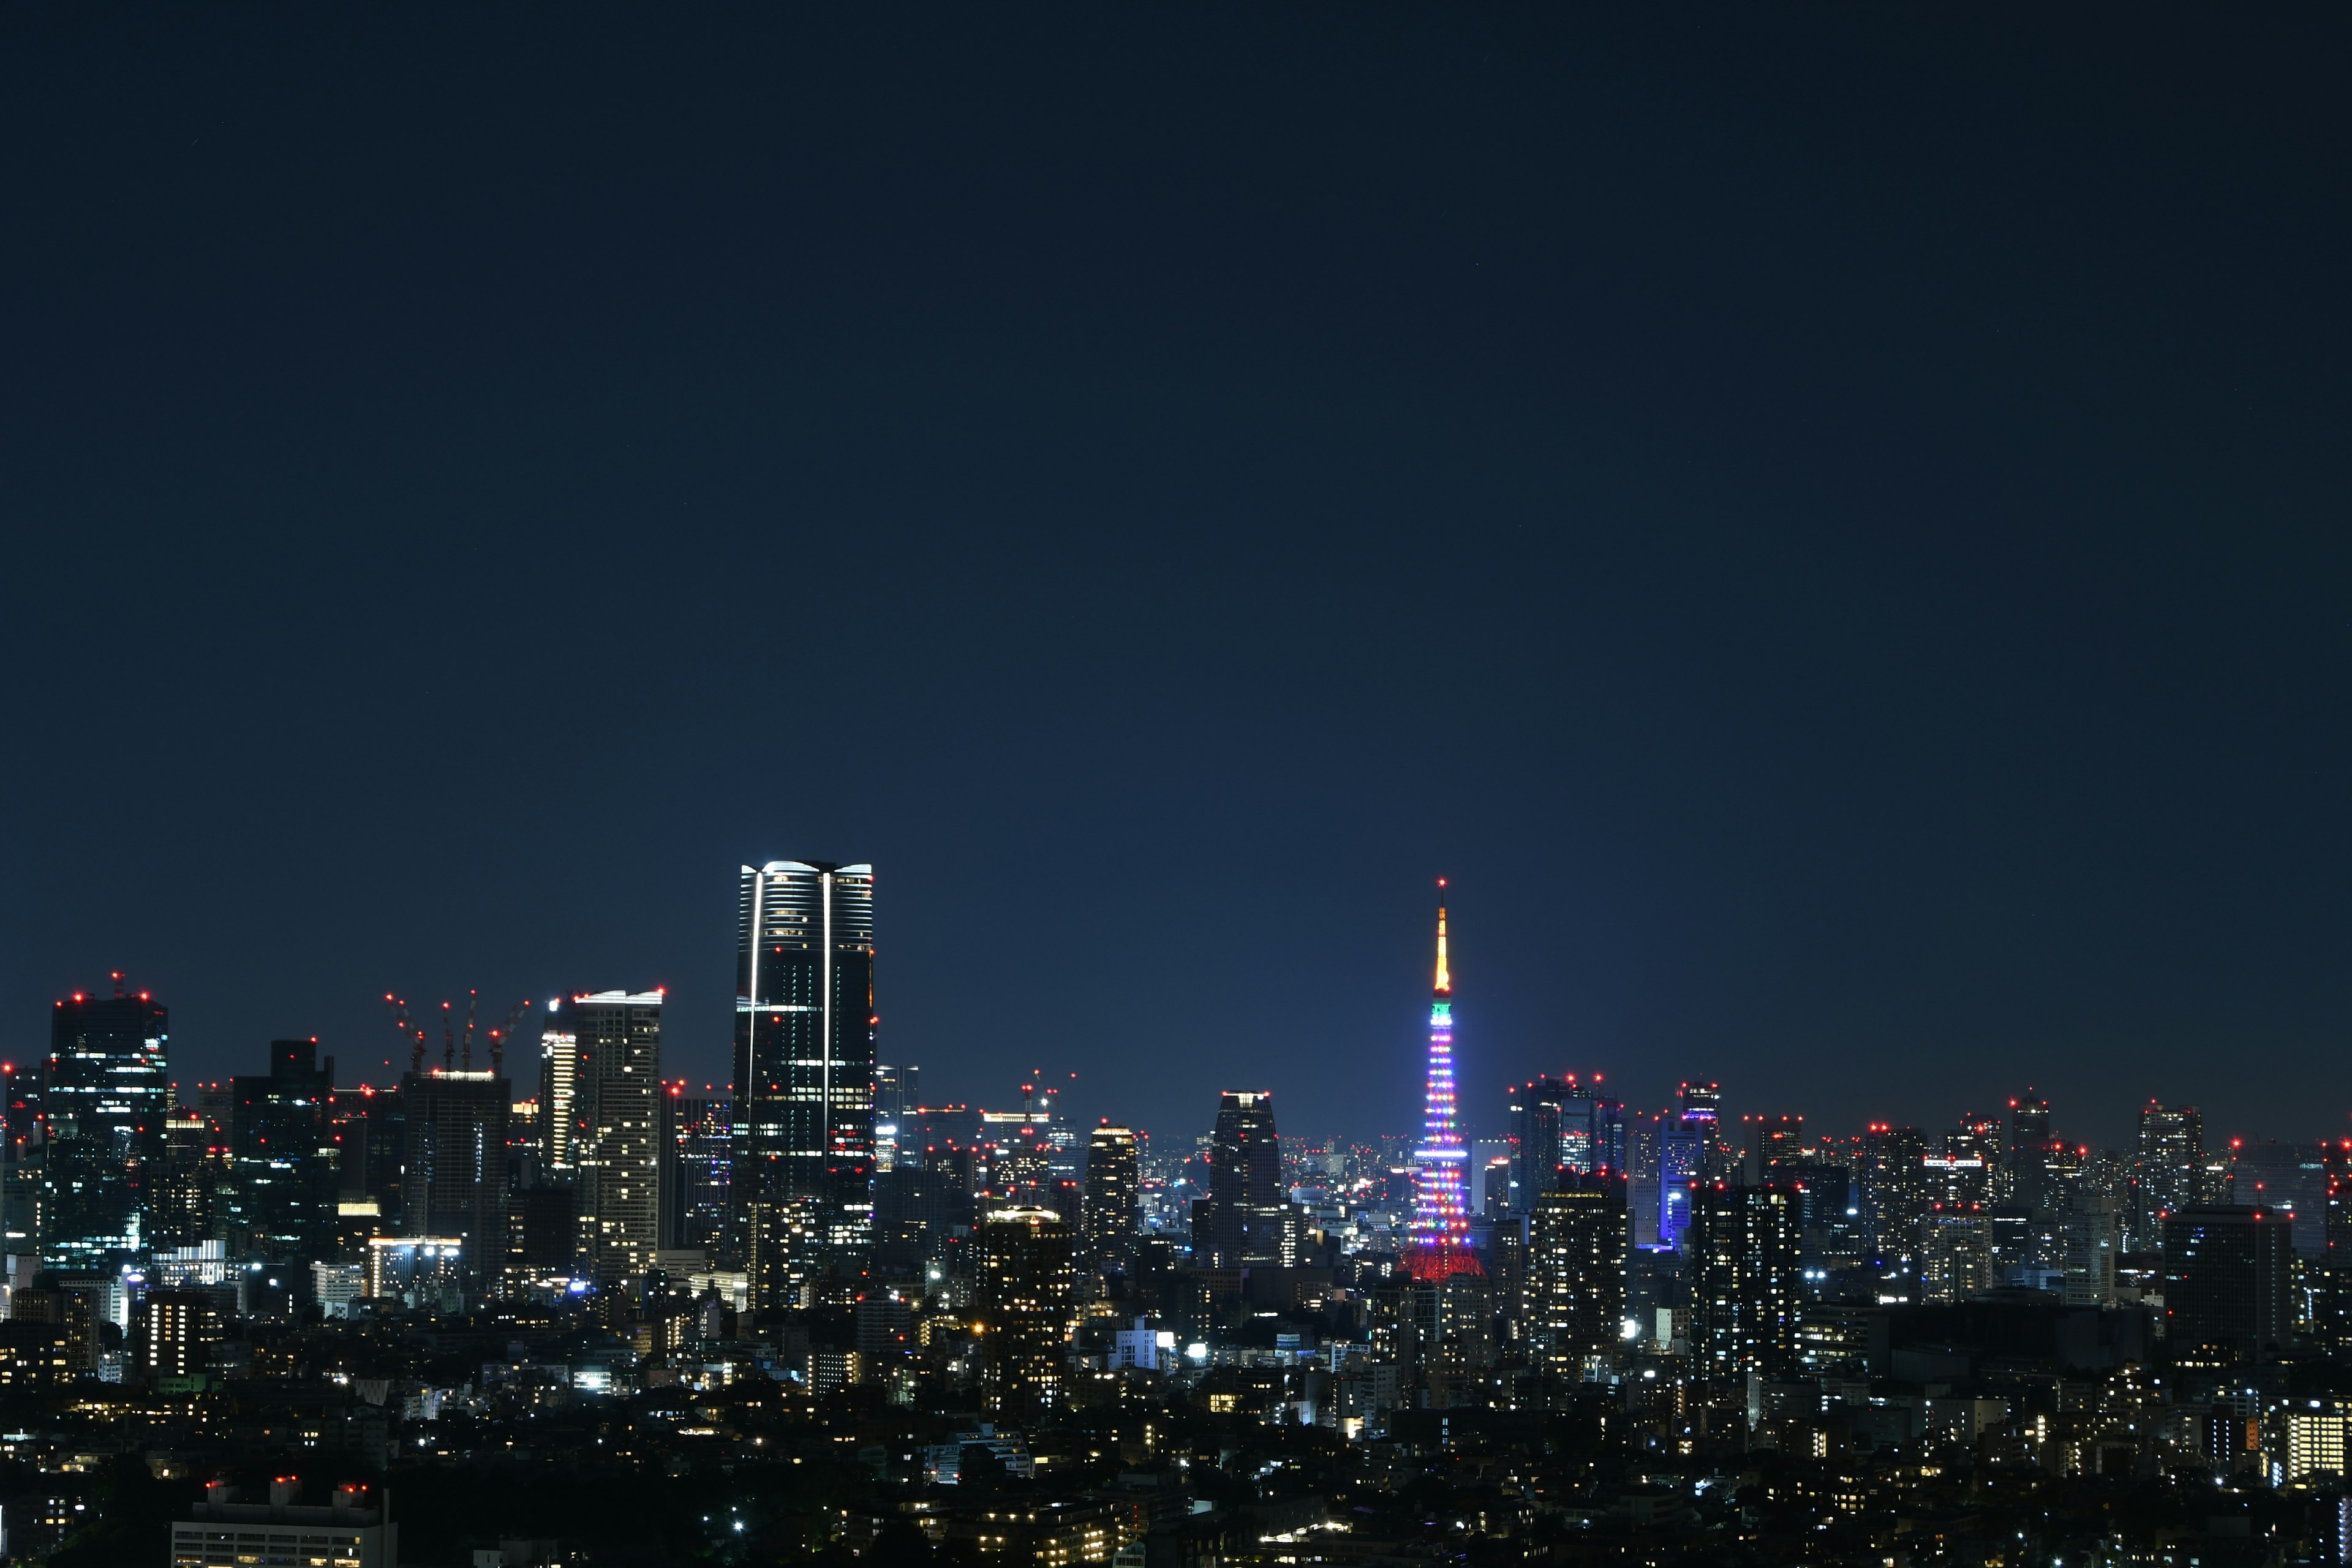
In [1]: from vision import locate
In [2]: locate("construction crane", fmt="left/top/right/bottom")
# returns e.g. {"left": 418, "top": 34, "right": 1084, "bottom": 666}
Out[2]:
{"left": 385, "top": 993, "right": 426, "bottom": 1074}
{"left": 487, "top": 999, "right": 533, "bottom": 1078}
{"left": 440, "top": 1001, "right": 456, "bottom": 1071}
{"left": 460, "top": 990, "right": 478, "bottom": 1071}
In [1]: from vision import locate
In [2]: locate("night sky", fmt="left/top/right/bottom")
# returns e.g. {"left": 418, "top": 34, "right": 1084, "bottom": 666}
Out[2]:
{"left": 2, "top": 7, "right": 2347, "bottom": 1150}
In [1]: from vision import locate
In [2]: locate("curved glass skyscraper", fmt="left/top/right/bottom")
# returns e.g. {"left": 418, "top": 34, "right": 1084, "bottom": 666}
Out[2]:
{"left": 732, "top": 861, "right": 876, "bottom": 1311}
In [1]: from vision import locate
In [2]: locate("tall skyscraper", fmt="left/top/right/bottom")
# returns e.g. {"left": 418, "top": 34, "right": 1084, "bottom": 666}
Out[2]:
{"left": 43, "top": 981, "right": 170, "bottom": 1267}
{"left": 538, "top": 1012, "right": 581, "bottom": 1175}
{"left": 568, "top": 990, "right": 663, "bottom": 1287}
{"left": 399, "top": 1065, "right": 510, "bottom": 1292}
{"left": 1509, "top": 1076, "right": 1573, "bottom": 1210}
{"left": 2321, "top": 1140, "right": 2352, "bottom": 1353}
{"left": 1407, "top": 896, "right": 1480, "bottom": 1282}
{"left": 733, "top": 860, "right": 877, "bottom": 1310}
{"left": 1196, "top": 1091, "right": 1280, "bottom": 1265}
{"left": 2133, "top": 1101, "right": 2204, "bottom": 1250}
{"left": 1656, "top": 1088, "right": 1717, "bottom": 1251}
{"left": 1860, "top": 1123, "right": 1929, "bottom": 1264}
{"left": 221, "top": 1039, "right": 337, "bottom": 1262}
{"left": 1082, "top": 1123, "right": 1139, "bottom": 1267}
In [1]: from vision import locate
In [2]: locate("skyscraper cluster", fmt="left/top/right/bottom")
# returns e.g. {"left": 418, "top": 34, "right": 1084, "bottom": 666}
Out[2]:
{"left": 9, "top": 879, "right": 2352, "bottom": 1568}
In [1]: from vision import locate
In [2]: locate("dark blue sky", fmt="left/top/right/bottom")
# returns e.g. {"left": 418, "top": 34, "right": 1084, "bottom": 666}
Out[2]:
{"left": 2, "top": 7, "right": 2347, "bottom": 1150}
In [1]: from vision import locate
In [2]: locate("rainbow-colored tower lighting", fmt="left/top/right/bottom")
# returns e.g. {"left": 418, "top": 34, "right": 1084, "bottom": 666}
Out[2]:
{"left": 1406, "top": 887, "right": 1484, "bottom": 1282}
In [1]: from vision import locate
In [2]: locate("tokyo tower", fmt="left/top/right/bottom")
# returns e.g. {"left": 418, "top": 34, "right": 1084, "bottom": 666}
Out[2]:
{"left": 1406, "top": 884, "right": 1484, "bottom": 1282}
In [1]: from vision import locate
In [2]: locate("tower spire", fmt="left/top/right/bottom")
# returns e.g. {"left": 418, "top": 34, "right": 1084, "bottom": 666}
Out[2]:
{"left": 1406, "top": 878, "right": 1483, "bottom": 1283}
{"left": 1434, "top": 891, "right": 1450, "bottom": 997}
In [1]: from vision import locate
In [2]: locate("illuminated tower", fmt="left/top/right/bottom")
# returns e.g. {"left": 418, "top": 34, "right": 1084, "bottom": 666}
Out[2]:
{"left": 732, "top": 860, "right": 877, "bottom": 1311}
{"left": 1407, "top": 891, "right": 1482, "bottom": 1282}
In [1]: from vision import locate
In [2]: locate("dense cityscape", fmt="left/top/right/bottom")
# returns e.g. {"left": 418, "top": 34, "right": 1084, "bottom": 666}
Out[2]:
{"left": 0, "top": 862, "right": 2340, "bottom": 1567}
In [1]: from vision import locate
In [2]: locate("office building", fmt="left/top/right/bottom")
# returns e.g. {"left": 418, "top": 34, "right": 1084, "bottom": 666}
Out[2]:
{"left": 1406, "top": 900, "right": 1480, "bottom": 1283}
{"left": 661, "top": 1090, "right": 731, "bottom": 1254}
{"left": 2005, "top": 1091, "right": 2059, "bottom": 1213}
{"left": 2232, "top": 1140, "right": 2328, "bottom": 1258}
{"left": 331, "top": 1082, "right": 405, "bottom": 1235}
{"left": 974, "top": 1205, "right": 1077, "bottom": 1417}
{"left": 2, "top": 1060, "right": 42, "bottom": 1261}
{"left": 1196, "top": 1090, "right": 1281, "bottom": 1265}
{"left": 2134, "top": 1102, "right": 2205, "bottom": 1249}
{"left": 1528, "top": 1177, "right": 1629, "bottom": 1379}
{"left": 2163, "top": 1205, "right": 2292, "bottom": 1364}
{"left": 221, "top": 1039, "right": 337, "bottom": 1262}
{"left": 153, "top": 1104, "right": 228, "bottom": 1253}
{"left": 172, "top": 1483, "right": 396, "bottom": 1568}
{"left": 874, "top": 1063, "right": 919, "bottom": 1172}
{"left": 2064, "top": 1189, "right": 2120, "bottom": 1308}
{"left": 43, "top": 981, "right": 170, "bottom": 1267}
{"left": 1082, "top": 1123, "right": 1139, "bottom": 1267}
{"left": 568, "top": 990, "right": 663, "bottom": 1287}
{"left": 1740, "top": 1114, "right": 1805, "bottom": 1184}
{"left": 1687, "top": 1181, "right": 1800, "bottom": 1392}
{"left": 367, "top": 1236, "right": 465, "bottom": 1310}
{"left": 733, "top": 860, "right": 878, "bottom": 1310}
{"left": 872, "top": 1145, "right": 973, "bottom": 1276}
{"left": 2323, "top": 1140, "right": 2352, "bottom": 1354}
{"left": 1656, "top": 1082, "right": 1719, "bottom": 1251}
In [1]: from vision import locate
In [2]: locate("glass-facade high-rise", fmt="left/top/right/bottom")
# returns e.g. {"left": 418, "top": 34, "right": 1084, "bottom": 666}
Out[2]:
{"left": 733, "top": 861, "right": 876, "bottom": 1311}
{"left": 44, "top": 982, "right": 171, "bottom": 1267}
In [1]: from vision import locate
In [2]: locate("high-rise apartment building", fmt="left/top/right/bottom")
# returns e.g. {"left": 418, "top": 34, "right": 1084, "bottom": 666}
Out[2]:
{"left": 733, "top": 860, "right": 878, "bottom": 1311}
{"left": 43, "top": 981, "right": 170, "bottom": 1267}
{"left": 1687, "top": 1181, "right": 1800, "bottom": 1393}
{"left": 1860, "top": 1123, "right": 1929, "bottom": 1264}
{"left": 1082, "top": 1123, "right": 1139, "bottom": 1268}
{"left": 974, "top": 1205, "right": 1076, "bottom": 1417}
{"left": 1923, "top": 1204, "right": 1992, "bottom": 1303}
{"left": 568, "top": 990, "right": 663, "bottom": 1287}
{"left": 1196, "top": 1090, "right": 1281, "bottom": 1265}
{"left": 1528, "top": 1176, "right": 1629, "bottom": 1379}
{"left": 400, "top": 1066, "right": 510, "bottom": 1291}
{"left": 538, "top": 1014, "right": 581, "bottom": 1175}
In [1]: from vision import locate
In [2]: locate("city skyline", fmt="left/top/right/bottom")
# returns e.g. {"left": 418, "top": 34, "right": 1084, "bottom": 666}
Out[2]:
{"left": 22, "top": 864, "right": 2348, "bottom": 1156}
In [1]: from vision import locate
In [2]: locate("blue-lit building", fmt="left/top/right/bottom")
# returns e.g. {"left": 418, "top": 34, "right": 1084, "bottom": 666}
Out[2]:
{"left": 1656, "top": 1080, "right": 1718, "bottom": 1251}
